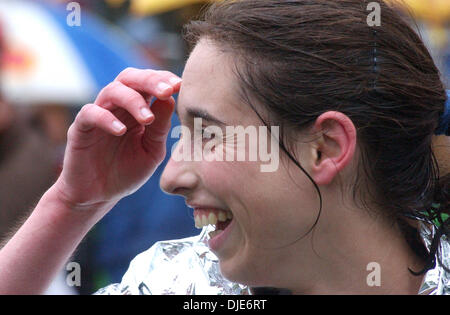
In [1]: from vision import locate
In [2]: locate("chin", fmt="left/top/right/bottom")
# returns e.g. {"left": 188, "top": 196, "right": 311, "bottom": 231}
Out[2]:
{"left": 218, "top": 258, "right": 270, "bottom": 288}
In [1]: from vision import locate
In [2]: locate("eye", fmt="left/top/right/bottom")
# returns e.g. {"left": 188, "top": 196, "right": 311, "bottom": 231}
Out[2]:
{"left": 202, "top": 128, "right": 220, "bottom": 141}
{"left": 202, "top": 127, "right": 216, "bottom": 140}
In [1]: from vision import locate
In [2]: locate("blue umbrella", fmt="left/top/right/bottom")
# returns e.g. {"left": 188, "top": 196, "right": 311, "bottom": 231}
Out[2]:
{"left": 0, "top": 0, "right": 156, "bottom": 105}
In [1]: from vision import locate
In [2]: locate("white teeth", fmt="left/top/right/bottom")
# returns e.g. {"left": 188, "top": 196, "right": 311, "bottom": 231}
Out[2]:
{"left": 208, "top": 212, "right": 218, "bottom": 225}
{"left": 201, "top": 215, "right": 208, "bottom": 227}
{"left": 195, "top": 216, "right": 202, "bottom": 229}
{"left": 194, "top": 210, "right": 233, "bottom": 229}
{"left": 218, "top": 211, "right": 227, "bottom": 222}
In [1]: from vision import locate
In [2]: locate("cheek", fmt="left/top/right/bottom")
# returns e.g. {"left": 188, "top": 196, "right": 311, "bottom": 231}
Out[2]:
{"left": 199, "top": 160, "right": 255, "bottom": 199}
{"left": 200, "top": 160, "right": 318, "bottom": 248}
{"left": 245, "top": 177, "right": 315, "bottom": 248}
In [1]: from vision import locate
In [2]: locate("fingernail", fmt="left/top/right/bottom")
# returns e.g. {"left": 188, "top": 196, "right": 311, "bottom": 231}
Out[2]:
{"left": 157, "top": 82, "right": 172, "bottom": 94}
{"left": 112, "top": 120, "right": 125, "bottom": 132}
{"left": 141, "top": 107, "right": 153, "bottom": 119}
{"left": 169, "top": 77, "right": 182, "bottom": 86}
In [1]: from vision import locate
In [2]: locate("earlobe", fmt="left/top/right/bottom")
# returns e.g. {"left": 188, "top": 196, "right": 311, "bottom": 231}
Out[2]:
{"left": 310, "top": 111, "right": 357, "bottom": 185}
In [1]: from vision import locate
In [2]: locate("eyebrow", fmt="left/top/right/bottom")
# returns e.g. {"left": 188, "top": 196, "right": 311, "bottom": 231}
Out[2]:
{"left": 175, "top": 105, "right": 227, "bottom": 126}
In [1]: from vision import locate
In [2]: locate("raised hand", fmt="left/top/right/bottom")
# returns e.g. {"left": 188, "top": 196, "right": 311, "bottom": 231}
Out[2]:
{"left": 53, "top": 68, "right": 182, "bottom": 210}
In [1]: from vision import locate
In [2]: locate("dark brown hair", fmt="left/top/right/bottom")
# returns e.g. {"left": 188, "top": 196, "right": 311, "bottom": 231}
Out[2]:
{"left": 183, "top": 0, "right": 449, "bottom": 277}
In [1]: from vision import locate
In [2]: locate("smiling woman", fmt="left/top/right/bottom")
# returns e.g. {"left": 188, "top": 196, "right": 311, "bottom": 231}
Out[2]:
{"left": 0, "top": 0, "right": 449, "bottom": 295}
{"left": 158, "top": 0, "right": 449, "bottom": 294}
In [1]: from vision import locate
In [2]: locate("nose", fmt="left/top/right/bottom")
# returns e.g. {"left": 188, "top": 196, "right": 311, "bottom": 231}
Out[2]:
{"left": 160, "top": 153, "right": 199, "bottom": 196}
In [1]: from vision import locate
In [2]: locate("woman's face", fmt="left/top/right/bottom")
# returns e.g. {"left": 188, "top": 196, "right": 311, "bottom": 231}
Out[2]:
{"left": 160, "top": 39, "right": 319, "bottom": 286}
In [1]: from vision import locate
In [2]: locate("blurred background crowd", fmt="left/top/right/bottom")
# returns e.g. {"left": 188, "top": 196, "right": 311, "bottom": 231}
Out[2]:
{"left": 0, "top": 0, "right": 448, "bottom": 294}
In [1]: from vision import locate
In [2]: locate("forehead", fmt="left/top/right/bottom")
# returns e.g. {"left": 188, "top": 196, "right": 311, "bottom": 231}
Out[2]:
{"left": 177, "top": 39, "right": 250, "bottom": 120}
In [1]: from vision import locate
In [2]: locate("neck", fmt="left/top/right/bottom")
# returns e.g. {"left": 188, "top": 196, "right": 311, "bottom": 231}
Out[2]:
{"left": 272, "top": 199, "right": 425, "bottom": 294}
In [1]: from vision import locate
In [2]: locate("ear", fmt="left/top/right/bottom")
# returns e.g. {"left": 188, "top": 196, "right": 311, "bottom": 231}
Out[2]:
{"left": 310, "top": 111, "right": 357, "bottom": 185}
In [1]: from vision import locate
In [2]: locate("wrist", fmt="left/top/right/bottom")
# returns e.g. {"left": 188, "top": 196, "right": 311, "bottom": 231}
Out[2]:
{"left": 0, "top": 184, "right": 116, "bottom": 294}
{"left": 41, "top": 184, "right": 117, "bottom": 231}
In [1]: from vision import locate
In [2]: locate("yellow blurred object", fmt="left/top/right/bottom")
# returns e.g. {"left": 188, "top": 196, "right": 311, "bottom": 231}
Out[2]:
{"left": 386, "top": 0, "right": 450, "bottom": 24}
{"left": 429, "top": 26, "right": 448, "bottom": 48}
{"left": 130, "top": 0, "right": 217, "bottom": 16}
{"left": 105, "top": 0, "right": 127, "bottom": 8}
{"left": 127, "top": 0, "right": 449, "bottom": 22}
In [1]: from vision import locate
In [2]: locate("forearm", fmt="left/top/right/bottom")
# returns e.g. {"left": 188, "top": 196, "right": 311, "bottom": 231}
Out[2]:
{"left": 0, "top": 185, "right": 114, "bottom": 294}
{"left": 0, "top": 68, "right": 179, "bottom": 295}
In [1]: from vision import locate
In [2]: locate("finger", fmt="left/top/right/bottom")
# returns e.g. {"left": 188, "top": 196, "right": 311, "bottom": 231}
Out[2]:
{"left": 115, "top": 68, "right": 182, "bottom": 101}
{"left": 95, "top": 81, "right": 154, "bottom": 125}
{"left": 143, "top": 96, "right": 176, "bottom": 147}
{"left": 72, "top": 103, "right": 127, "bottom": 137}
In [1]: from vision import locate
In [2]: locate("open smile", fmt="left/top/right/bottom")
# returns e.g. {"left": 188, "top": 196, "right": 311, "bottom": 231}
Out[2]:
{"left": 192, "top": 208, "right": 234, "bottom": 250}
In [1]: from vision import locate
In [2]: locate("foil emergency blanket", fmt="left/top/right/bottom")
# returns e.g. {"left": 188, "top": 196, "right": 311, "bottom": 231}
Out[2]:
{"left": 94, "top": 225, "right": 249, "bottom": 295}
{"left": 418, "top": 222, "right": 450, "bottom": 295}
{"left": 95, "top": 223, "right": 450, "bottom": 295}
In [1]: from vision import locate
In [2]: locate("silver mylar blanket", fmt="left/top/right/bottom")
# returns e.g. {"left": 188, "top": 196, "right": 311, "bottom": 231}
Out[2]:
{"left": 94, "top": 223, "right": 449, "bottom": 295}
